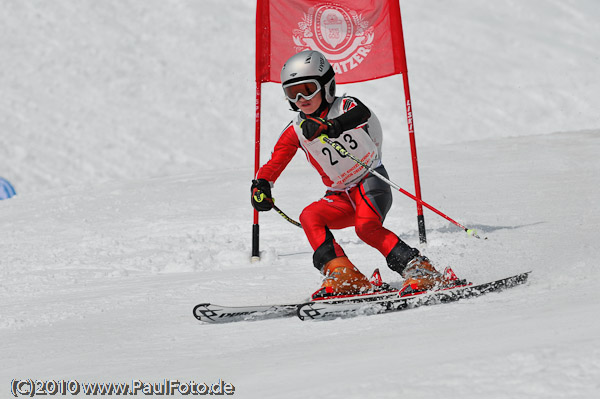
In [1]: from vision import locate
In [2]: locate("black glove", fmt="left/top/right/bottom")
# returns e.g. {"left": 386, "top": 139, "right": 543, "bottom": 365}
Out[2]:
{"left": 300, "top": 116, "right": 343, "bottom": 141}
{"left": 251, "top": 179, "right": 274, "bottom": 212}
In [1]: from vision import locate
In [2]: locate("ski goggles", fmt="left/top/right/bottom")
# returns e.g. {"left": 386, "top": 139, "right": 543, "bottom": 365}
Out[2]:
{"left": 283, "top": 79, "right": 322, "bottom": 103}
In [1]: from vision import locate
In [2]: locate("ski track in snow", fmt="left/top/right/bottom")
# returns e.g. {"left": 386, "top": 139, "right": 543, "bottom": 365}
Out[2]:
{"left": 2, "top": 1, "right": 600, "bottom": 398}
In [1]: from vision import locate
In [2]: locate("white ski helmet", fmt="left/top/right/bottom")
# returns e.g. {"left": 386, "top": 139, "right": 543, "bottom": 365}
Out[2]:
{"left": 280, "top": 50, "right": 336, "bottom": 110}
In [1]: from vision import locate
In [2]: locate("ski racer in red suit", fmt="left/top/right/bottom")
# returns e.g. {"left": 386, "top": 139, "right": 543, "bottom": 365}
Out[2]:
{"left": 251, "top": 50, "right": 444, "bottom": 299}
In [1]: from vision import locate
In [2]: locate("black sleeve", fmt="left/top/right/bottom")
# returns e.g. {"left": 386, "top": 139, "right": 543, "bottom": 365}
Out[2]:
{"left": 331, "top": 97, "right": 371, "bottom": 131}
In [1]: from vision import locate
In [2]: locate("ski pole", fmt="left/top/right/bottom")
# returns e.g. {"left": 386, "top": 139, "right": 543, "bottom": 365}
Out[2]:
{"left": 253, "top": 191, "right": 302, "bottom": 228}
{"left": 319, "top": 135, "right": 483, "bottom": 239}
{"left": 272, "top": 204, "right": 302, "bottom": 228}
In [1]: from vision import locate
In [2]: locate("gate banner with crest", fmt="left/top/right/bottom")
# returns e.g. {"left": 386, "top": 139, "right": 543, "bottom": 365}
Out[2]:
{"left": 256, "top": 0, "right": 408, "bottom": 83}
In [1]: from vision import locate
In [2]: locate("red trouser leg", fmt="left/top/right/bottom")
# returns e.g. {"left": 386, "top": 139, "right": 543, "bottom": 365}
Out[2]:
{"left": 299, "top": 194, "right": 354, "bottom": 271}
{"left": 299, "top": 194, "right": 354, "bottom": 251}
{"left": 299, "top": 184, "right": 400, "bottom": 271}
{"left": 353, "top": 184, "right": 400, "bottom": 257}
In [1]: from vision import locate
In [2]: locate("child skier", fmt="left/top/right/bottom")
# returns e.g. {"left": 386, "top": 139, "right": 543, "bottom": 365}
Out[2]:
{"left": 251, "top": 50, "right": 445, "bottom": 298}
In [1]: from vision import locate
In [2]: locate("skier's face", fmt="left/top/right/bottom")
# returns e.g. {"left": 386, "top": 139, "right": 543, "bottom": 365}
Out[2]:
{"left": 296, "top": 93, "right": 322, "bottom": 115}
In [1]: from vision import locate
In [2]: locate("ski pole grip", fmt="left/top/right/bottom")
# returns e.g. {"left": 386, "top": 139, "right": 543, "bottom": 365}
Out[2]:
{"left": 253, "top": 192, "right": 266, "bottom": 203}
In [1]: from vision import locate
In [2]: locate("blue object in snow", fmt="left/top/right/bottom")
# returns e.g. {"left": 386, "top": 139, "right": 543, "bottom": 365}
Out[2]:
{"left": 0, "top": 177, "right": 16, "bottom": 200}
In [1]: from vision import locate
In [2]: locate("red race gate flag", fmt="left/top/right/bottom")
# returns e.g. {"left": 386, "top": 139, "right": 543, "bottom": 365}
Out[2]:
{"left": 252, "top": 0, "right": 426, "bottom": 260}
{"left": 256, "top": 0, "right": 408, "bottom": 83}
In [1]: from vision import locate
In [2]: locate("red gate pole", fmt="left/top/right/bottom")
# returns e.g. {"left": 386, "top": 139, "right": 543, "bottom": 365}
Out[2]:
{"left": 252, "top": 82, "right": 262, "bottom": 261}
{"left": 402, "top": 72, "right": 427, "bottom": 244}
{"left": 395, "top": 1, "right": 427, "bottom": 243}
{"left": 253, "top": 1, "right": 270, "bottom": 261}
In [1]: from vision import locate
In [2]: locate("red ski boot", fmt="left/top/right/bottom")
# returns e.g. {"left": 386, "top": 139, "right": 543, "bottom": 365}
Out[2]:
{"left": 398, "top": 256, "right": 445, "bottom": 297}
{"left": 312, "top": 256, "right": 372, "bottom": 300}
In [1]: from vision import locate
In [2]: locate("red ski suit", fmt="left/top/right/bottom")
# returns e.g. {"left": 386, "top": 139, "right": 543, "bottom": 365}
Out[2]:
{"left": 256, "top": 96, "right": 400, "bottom": 271}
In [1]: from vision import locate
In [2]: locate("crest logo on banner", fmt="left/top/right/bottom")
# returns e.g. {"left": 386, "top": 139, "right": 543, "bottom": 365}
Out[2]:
{"left": 292, "top": 3, "right": 374, "bottom": 75}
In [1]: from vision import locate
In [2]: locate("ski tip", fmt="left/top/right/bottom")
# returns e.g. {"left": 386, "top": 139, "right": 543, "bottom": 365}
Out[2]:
{"left": 193, "top": 303, "right": 211, "bottom": 321}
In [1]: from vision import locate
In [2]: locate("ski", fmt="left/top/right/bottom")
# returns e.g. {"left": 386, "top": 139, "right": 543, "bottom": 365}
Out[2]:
{"left": 191, "top": 289, "right": 401, "bottom": 323}
{"left": 193, "top": 271, "right": 530, "bottom": 323}
{"left": 192, "top": 288, "right": 404, "bottom": 323}
{"left": 297, "top": 271, "right": 531, "bottom": 321}
{"left": 193, "top": 303, "right": 299, "bottom": 323}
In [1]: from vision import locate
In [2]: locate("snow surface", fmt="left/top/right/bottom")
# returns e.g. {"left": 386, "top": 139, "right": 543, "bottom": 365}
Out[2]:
{"left": 1, "top": 0, "right": 600, "bottom": 398}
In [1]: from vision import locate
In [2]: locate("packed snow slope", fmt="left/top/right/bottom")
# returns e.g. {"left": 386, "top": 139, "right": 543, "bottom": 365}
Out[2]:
{"left": 1, "top": 1, "right": 600, "bottom": 398}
